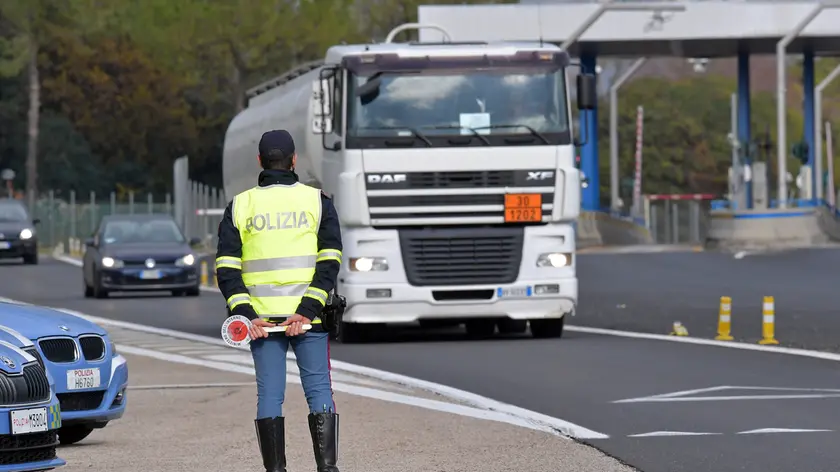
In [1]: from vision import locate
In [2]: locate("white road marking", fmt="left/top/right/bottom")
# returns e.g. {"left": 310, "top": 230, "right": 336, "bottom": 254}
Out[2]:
{"left": 628, "top": 431, "right": 721, "bottom": 437}
{"left": 5, "top": 266, "right": 610, "bottom": 440}
{"left": 614, "top": 386, "right": 840, "bottom": 403}
{"left": 737, "top": 428, "right": 834, "bottom": 434}
{"left": 618, "top": 394, "right": 840, "bottom": 403}
{"left": 565, "top": 325, "right": 840, "bottom": 364}
{"left": 733, "top": 251, "right": 747, "bottom": 259}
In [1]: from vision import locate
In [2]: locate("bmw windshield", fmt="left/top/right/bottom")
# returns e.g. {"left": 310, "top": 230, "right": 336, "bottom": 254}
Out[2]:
{"left": 344, "top": 51, "right": 571, "bottom": 148}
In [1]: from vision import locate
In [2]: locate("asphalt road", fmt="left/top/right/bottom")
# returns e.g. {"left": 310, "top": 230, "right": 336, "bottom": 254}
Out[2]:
{"left": 3, "top": 256, "right": 840, "bottom": 472}
{"left": 576, "top": 248, "right": 840, "bottom": 351}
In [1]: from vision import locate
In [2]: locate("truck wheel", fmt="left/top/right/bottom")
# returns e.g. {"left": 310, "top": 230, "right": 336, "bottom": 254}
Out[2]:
{"left": 530, "top": 318, "right": 565, "bottom": 339}
{"left": 497, "top": 319, "right": 527, "bottom": 335}
{"left": 58, "top": 425, "right": 95, "bottom": 445}
{"left": 465, "top": 319, "right": 496, "bottom": 339}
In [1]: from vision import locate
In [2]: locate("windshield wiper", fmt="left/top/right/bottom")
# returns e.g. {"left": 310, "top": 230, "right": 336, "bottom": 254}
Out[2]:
{"left": 473, "top": 124, "right": 550, "bottom": 145}
{"left": 356, "top": 126, "right": 432, "bottom": 147}
{"left": 420, "top": 125, "right": 490, "bottom": 146}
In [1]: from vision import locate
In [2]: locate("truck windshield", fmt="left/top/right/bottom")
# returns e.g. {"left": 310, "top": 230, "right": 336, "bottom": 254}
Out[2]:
{"left": 346, "top": 68, "right": 570, "bottom": 147}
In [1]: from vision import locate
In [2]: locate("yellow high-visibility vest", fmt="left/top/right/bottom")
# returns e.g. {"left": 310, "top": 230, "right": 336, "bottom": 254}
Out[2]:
{"left": 225, "top": 182, "right": 327, "bottom": 323}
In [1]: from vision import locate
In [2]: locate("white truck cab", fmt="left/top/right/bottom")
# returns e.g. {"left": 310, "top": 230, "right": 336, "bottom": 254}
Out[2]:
{"left": 222, "top": 24, "right": 597, "bottom": 342}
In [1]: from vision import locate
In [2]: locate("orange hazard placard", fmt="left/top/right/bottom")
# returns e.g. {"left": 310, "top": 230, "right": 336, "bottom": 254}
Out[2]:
{"left": 504, "top": 194, "right": 542, "bottom": 223}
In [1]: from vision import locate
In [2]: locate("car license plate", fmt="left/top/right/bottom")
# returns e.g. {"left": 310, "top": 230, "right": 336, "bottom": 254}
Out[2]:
{"left": 0, "top": 242, "right": 10, "bottom": 249}
{"left": 67, "top": 368, "right": 101, "bottom": 390}
{"left": 497, "top": 286, "right": 532, "bottom": 298}
{"left": 10, "top": 407, "right": 48, "bottom": 435}
{"left": 140, "top": 270, "right": 162, "bottom": 280}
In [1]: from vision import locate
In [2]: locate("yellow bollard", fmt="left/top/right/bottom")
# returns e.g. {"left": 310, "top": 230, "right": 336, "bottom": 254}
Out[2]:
{"left": 715, "top": 296, "right": 734, "bottom": 341}
{"left": 758, "top": 296, "right": 779, "bottom": 345}
{"left": 200, "top": 261, "right": 208, "bottom": 286}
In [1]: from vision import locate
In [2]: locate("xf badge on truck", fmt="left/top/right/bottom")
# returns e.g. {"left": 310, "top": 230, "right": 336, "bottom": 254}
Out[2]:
{"left": 526, "top": 171, "right": 554, "bottom": 181}
{"left": 367, "top": 174, "right": 406, "bottom": 184}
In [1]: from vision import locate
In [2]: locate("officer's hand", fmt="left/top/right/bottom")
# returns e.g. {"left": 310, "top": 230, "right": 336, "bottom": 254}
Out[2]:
{"left": 278, "top": 314, "right": 308, "bottom": 337}
{"left": 249, "top": 319, "right": 275, "bottom": 339}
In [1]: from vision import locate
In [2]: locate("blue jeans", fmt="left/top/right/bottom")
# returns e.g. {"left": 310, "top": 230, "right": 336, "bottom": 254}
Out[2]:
{"left": 250, "top": 330, "right": 336, "bottom": 419}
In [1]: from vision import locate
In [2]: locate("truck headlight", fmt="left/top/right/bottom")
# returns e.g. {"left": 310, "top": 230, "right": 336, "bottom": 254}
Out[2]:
{"left": 349, "top": 257, "right": 388, "bottom": 272}
{"left": 19, "top": 228, "right": 33, "bottom": 240}
{"left": 536, "top": 252, "right": 571, "bottom": 268}
{"left": 101, "top": 256, "right": 124, "bottom": 268}
{"left": 175, "top": 254, "right": 196, "bottom": 267}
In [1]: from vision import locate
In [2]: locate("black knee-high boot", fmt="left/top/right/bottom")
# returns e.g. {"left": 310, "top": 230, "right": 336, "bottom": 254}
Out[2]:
{"left": 255, "top": 417, "right": 287, "bottom": 472}
{"left": 308, "top": 413, "right": 339, "bottom": 472}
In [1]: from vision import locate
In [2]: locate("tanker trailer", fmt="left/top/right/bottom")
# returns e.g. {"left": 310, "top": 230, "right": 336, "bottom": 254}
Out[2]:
{"left": 222, "top": 23, "right": 597, "bottom": 343}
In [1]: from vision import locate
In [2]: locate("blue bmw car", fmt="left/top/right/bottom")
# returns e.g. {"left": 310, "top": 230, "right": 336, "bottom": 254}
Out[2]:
{"left": 0, "top": 302, "right": 128, "bottom": 445}
{"left": 0, "top": 340, "right": 65, "bottom": 471}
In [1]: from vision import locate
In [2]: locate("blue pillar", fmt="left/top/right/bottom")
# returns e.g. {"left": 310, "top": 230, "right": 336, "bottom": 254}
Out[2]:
{"left": 737, "top": 51, "right": 752, "bottom": 208}
{"left": 803, "top": 50, "right": 816, "bottom": 200}
{"left": 580, "top": 53, "right": 599, "bottom": 211}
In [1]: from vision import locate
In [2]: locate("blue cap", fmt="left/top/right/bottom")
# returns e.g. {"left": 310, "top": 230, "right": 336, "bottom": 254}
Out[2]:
{"left": 258, "top": 130, "right": 295, "bottom": 158}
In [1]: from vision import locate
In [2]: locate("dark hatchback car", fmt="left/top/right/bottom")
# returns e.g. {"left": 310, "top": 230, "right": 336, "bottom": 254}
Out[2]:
{"left": 0, "top": 198, "right": 39, "bottom": 264}
{"left": 82, "top": 214, "right": 202, "bottom": 298}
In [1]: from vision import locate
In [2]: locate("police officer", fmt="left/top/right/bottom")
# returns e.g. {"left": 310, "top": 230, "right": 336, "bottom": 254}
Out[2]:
{"left": 215, "top": 130, "right": 343, "bottom": 472}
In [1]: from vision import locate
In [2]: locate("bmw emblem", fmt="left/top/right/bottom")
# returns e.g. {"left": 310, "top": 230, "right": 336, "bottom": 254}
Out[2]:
{"left": 59, "top": 325, "right": 70, "bottom": 332}
{"left": 0, "top": 356, "right": 15, "bottom": 369}
{"left": 145, "top": 258, "right": 156, "bottom": 268}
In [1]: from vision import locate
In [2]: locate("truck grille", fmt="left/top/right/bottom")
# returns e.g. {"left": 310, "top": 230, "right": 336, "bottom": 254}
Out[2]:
{"left": 79, "top": 336, "right": 106, "bottom": 361}
{"left": 366, "top": 170, "right": 556, "bottom": 226}
{"left": 399, "top": 228, "right": 523, "bottom": 286}
{"left": 38, "top": 338, "right": 77, "bottom": 363}
{"left": 57, "top": 391, "right": 105, "bottom": 411}
{"left": 0, "top": 364, "right": 51, "bottom": 406}
{"left": 0, "top": 430, "right": 58, "bottom": 466}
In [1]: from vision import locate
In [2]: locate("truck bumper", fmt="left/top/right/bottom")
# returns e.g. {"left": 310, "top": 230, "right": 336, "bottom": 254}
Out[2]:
{"left": 340, "top": 224, "right": 578, "bottom": 324}
{"left": 342, "top": 277, "right": 577, "bottom": 324}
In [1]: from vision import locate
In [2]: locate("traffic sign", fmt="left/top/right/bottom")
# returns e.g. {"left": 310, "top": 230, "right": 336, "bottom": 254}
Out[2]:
{"left": 1, "top": 169, "right": 14, "bottom": 181}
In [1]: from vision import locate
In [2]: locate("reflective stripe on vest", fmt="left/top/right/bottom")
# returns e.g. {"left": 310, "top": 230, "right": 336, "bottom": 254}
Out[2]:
{"left": 233, "top": 182, "right": 323, "bottom": 322}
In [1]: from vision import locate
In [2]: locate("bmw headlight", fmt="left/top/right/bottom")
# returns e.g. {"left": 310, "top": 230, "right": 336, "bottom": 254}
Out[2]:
{"left": 536, "top": 252, "right": 572, "bottom": 268}
{"left": 19, "top": 228, "right": 33, "bottom": 240}
{"left": 349, "top": 257, "right": 388, "bottom": 272}
{"left": 101, "top": 256, "right": 124, "bottom": 268}
{"left": 175, "top": 254, "right": 196, "bottom": 267}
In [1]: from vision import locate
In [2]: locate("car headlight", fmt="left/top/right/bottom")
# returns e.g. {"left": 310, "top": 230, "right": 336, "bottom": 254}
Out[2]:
{"left": 349, "top": 257, "right": 388, "bottom": 272}
{"left": 19, "top": 228, "right": 33, "bottom": 240}
{"left": 536, "top": 252, "right": 572, "bottom": 268}
{"left": 101, "top": 256, "right": 124, "bottom": 268}
{"left": 175, "top": 254, "right": 196, "bottom": 267}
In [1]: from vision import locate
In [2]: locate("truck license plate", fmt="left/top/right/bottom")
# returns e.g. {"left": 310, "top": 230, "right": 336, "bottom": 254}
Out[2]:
{"left": 497, "top": 286, "right": 532, "bottom": 298}
{"left": 67, "top": 368, "right": 101, "bottom": 390}
{"left": 10, "top": 407, "right": 48, "bottom": 435}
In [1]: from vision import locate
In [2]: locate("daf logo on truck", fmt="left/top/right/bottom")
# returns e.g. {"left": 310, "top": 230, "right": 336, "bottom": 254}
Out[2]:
{"left": 527, "top": 171, "right": 554, "bottom": 181}
{"left": 367, "top": 174, "right": 406, "bottom": 184}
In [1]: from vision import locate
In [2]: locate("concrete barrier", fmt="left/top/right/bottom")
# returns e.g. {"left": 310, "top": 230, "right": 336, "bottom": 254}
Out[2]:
{"left": 706, "top": 208, "right": 828, "bottom": 249}
{"left": 574, "top": 212, "right": 653, "bottom": 249}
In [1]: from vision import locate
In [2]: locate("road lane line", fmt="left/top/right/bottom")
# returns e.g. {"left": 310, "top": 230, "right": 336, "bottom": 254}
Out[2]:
{"left": 50, "top": 253, "right": 840, "bottom": 366}
{"left": 2, "top": 279, "right": 609, "bottom": 440}
{"left": 628, "top": 431, "right": 721, "bottom": 437}
{"left": 737, "top": 428, "right": 834, "bottom": 434}
{"left": 566, "top": 325, "right": 840, "bottom": 363}
{"left": 117, "top": 344, "right": 589, "bottom": 438}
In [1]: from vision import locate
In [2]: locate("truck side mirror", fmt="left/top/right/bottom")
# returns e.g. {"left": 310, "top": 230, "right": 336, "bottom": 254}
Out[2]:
{"left": 576, "top": 74, "right": 597, "bottom": 111}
